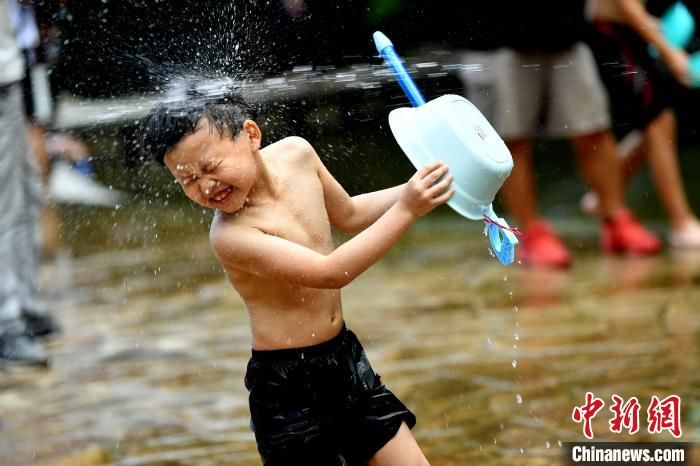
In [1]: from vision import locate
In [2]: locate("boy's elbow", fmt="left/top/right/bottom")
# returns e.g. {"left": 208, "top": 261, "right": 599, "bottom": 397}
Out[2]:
{"left": 331, "top": 199, "right": 364, "bottom": 234}
{"left": 333, "top": 210, "right": 368, "bottom": 234}
{"left": 316, "top": 270, "right": 353, "bottom": 289}
{"left": 334, "top": 220, "right": 363, "bottom": 235}
{"left": 306, "top": 260, "right": 354, "bottom": 289}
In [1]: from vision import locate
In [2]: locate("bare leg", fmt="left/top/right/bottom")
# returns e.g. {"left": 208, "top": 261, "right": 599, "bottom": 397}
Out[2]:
{"left": 501, "top": 138, "right": 539, "bottom": 226}
{"left": 619, "top": 136, "right": 647, "bottom": 181}
{"left": 29, "top": 124, "right": 63, "bottom": 256}
{"left": 29, "top": 124, "right": 50, "bottom": 181}
{"left": 571, "top": 129, "right": 625, "bottom": 219}
{"left": 368, "top": 422, "right": 429, "bottom": 466}
{"left": 502, "top": 138, "right": 571, "bottom": 266}
{"left": 574, "top": 130, "right": 660, "bottom": 254}
{"left": 643, "top": 110, "right": 695, "bottom": 229}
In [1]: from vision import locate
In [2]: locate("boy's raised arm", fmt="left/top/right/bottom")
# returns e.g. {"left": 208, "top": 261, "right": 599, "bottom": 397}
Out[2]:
{"left": 211, "top": 161, "right": 453, "bottom": 289}
{"left": 303, "top": 140, "right": 406, "bottom": 233}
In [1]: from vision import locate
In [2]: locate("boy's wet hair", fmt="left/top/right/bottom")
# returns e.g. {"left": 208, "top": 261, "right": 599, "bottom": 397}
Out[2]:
{"left": 141, "top": 81, "right": 258, "bottom": 166}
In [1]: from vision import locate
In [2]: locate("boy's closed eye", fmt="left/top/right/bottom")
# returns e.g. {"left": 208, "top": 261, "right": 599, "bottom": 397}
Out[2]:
{"left": 203, "top": 160, "right": 222, "bottom": 173}
{"left": 182, "top": 175, "right": 198, "bottom": 186}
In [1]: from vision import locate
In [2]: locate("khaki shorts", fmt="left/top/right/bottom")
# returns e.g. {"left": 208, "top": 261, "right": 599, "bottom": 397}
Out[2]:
{"left": 460, "top": 42, "right": 612, "bottom": 140}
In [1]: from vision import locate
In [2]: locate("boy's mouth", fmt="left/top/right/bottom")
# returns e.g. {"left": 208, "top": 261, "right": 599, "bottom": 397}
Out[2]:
{"left": 210, "top": 186, "right": 234, "bottom": 204}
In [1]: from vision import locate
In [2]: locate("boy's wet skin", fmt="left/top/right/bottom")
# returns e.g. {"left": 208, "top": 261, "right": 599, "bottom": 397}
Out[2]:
{"left": 157, "top": 99, "right": 452, "bottom": 464}
{"left": 166, "top": 123, "right": 344, "bottom": 349}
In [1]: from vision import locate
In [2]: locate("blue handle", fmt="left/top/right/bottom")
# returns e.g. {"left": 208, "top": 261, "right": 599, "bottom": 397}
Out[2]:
{"left": 373, "top": 31, "right": 426, "bottom": 107}
{"left": 485, "top": 215, "right": 519, "bottom": 266}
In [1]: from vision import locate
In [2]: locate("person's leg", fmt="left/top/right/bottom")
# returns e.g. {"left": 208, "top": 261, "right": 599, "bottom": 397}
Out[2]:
{"left": 644, "top": 110, "right": 695, "bottom": 227}
{"left": 579, "top": 132, "right": 645, "bottom": 217}
{"left": 572, "top": 129, "right": 660, "bottom": 254}
{"left": 0, "top": 84, "right": 48, "bottom": 364}
{"left": 605, "top": 111, "right": 700, "bottom": 247}
{"left": 548, "top": 43, "right": 660, "bottom": 255}
{"left": 619, "top": 132, "right": 648, "bottom": 181}
{"left": 501, "top": 138, "right": 539, "bottom": 226}
{"left": 571, "top": 129, "right": 625, "bottom": 219}
{"left": 368, "top": 422, "right": 429, "bottom": 466}
{"left": 609, "top": 111, "right": 695, "bottom": 226}
{"left": 643, "top": 110, "right": 700, "bottom": 248}
{"left": 500, "top": 137, "right": 571, "bottom": 266}
{"left": 462, "top": 49, "right": 571, "bottom": 267}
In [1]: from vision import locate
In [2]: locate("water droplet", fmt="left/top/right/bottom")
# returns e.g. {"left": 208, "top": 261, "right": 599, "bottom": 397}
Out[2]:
{"left": 516, "top": 394, "right": 523, "bottom": 404}
{"left": 511, "top": 360, "right": 517, "bottom": 368}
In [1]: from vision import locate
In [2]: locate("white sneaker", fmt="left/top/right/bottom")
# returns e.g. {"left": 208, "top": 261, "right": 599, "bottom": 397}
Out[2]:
{"left": 668, "top": 219, "right": 700, "bottom": 249}
{"left": 48, "top": 160, "right": 124, "bottom": 207}
{"left": 580, "top": 191, "right": 601, "bottom": 218}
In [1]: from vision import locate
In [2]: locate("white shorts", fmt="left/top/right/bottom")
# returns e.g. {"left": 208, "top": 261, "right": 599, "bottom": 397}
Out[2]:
{"left": 460, "top": 42, "right": 612, "bottom": 140}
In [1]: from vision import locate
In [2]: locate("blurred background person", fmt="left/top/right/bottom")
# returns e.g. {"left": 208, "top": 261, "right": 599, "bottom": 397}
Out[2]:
{"left": 584, "top": 0, "right": 700, "bottom": 249}
{"left": 0, "top": 0, "right": 57, "bottom": 366}
{"left": 458, "top": 0, "right": 661, "bottom": 268}
{"left": 12, "top": 0, "right": 122, "bottom": 256}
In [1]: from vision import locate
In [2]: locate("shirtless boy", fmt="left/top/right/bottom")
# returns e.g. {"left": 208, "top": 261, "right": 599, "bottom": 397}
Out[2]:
{"left": 142, "top": 88, "right": 453, "bottom": 466}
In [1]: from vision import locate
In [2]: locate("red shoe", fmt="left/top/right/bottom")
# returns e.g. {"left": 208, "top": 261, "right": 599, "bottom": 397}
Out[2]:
{"left": 520, "top": 220, "right": 572, "bottom": 268}
{"left": 601, "top": 209, "right": 661, "bottom": 255}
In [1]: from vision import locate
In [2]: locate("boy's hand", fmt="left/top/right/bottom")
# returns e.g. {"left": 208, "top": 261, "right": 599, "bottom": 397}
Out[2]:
{"left": 660, "top": 47, "right": 691, "bottom": 87}
{"left": 398, "top": 161, "right": 454, "bottom": 219}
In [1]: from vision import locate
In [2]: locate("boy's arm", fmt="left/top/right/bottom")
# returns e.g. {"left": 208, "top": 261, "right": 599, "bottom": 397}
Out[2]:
{"left": 329, "top": 183, "right": 407, "bottom": 234}
{"left": 616, "top": 0, "right": 689, "bottom": 85}
{"left": 299, "top": 139, "right": 406, "bottom": 233}
{"left": 210, "top": 161, "right": 453, "bottom": 289}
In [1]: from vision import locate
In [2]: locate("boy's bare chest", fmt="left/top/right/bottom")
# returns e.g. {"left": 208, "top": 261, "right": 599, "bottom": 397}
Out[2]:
{"left": 256, "top": 174, "right": 333, "bottom": 252}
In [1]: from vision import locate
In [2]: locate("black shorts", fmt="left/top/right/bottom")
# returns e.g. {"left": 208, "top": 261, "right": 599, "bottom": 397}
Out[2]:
{"left": 587, "top": 21, "right": 673, "bottom": 139}
{"left": 245, "top": 325, "right": 416, "bottom": 466}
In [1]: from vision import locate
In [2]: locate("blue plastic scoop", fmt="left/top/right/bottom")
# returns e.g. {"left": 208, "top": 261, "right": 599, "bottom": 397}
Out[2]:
{"left": 373, "top": 31, "right": 519, "bottom": 265}
{"left": 650, "top": 1, "right": 700, "bottom": 87}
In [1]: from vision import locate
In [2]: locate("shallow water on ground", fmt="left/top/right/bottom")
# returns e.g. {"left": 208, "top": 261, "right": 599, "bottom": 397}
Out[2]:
{"left": 1, "top": 208, "right": 699, "bottom": 466}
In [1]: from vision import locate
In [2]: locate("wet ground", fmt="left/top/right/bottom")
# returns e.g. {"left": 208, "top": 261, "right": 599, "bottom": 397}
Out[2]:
{"left": 1, "top": 207, "right": 699, "bottom": 466}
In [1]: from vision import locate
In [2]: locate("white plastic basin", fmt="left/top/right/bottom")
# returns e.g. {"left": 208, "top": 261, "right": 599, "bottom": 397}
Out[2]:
{"left": 388, "top": 94, "right": 513, "bottom": 220}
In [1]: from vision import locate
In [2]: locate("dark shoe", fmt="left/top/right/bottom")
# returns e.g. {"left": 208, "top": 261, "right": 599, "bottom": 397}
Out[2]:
{"left": 0, "top": 334, "right": 49, "bottom": 367}
{"left": 22, "top": 310, "right": 61, "bottom": 339}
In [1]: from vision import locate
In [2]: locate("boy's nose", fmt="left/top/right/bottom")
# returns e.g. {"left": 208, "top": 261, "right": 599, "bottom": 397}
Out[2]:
{"left": 199, "top": 178, "right": 219, "bottom": 196}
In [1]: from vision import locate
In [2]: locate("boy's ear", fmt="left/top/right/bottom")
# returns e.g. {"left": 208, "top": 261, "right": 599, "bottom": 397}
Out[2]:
{"left": 242, "top": 120, "right": 262, "bottom": 151}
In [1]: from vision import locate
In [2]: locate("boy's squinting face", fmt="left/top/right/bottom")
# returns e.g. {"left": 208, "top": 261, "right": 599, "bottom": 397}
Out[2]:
{"left": 164, "top": 120, "right": 260, "bottom": 214}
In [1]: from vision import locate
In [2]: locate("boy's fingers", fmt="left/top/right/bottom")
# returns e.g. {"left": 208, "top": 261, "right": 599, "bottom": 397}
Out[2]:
{"left": 417, "top": 161, "right": 444, "bottom": 178}
{"left": 421, "top": 166, "right": 449, "bottom": 186}
{"left": 433, "top": 188, "right": 455, "bottom": 204}
{"left": 427, "top": 175, "right": 454, "bottom": 194}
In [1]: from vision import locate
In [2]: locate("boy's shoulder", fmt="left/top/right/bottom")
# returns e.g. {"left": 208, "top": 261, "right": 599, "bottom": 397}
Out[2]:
{"left": 264, "top": 136, "right": 317, "bottom": 166}
{"left": 209, "top": 136, "right": 320, "bottom": 245}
